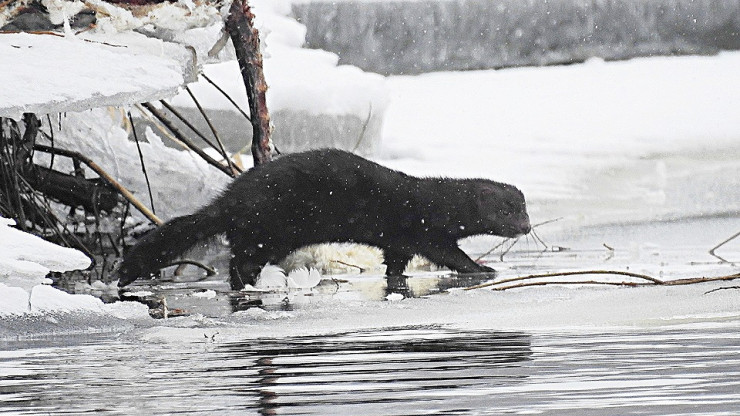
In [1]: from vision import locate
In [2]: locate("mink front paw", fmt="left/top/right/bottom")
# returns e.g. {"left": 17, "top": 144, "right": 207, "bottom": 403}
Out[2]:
{"left": 477, "top": 264, "right": 496, "bottom": 274}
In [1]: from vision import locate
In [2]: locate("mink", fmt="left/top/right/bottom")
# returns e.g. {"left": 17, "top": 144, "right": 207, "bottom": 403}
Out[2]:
{"left": 116, "top": 149, "right": 531, "bottom": 290}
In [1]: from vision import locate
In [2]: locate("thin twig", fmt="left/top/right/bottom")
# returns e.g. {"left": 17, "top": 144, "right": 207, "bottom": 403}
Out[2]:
{"left": 463, "top": 271, "right": 740, "bottom": 292}
{"left": 201, "top": 73, "right": 251, "bottom": 121}
{"left": 184, "top": 86, "right": 241, "bottom": 175}
{"left": 704, "top": 285, "right": 740, "bottom": 295}
{"left": 133, "top": 103, "right": 189, "bottom": 151}
{"left": 709, "top": 230, "right": 739, "bottom": 263}
{"left": 164, "top": 259, "right": 217, "bottom": 276}
{"left": 139, "top": 102, "right": 235, "bottom": 178}
{"left": 352, "top": 104, "right": 373, "bottom": 153}
{"left": 158, "top": 100, "right": 220, "bottom": 150}
{"left": 474, "top": 238, "right": 511, "bottom": 262}
{"left": 662, "top": 273, "right": 740, "bottom": 286}
{"left": 492, "top": 280, "right": 642, "bottom": 291}
{"left": 530, "top": 228, "right": 549, "bottom": 251}
{"left": 330, "top": 259, "right": 366, "bottom": 273}
{"left": 464, "top": 270, "right": 666, "bottom": 291}
{"left": 128, "top": 111, "right": 156, "bottom": 216}
{"left": 37, "top": 114, "right": 56, "bottom": 186}
{"left": 499, "top": 236, "right": 521, "bottom": 261}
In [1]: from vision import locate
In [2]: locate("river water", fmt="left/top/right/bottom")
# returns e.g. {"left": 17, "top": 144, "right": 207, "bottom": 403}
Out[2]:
{"left": 2, "top": 324, "right": 740, "bottom": 415}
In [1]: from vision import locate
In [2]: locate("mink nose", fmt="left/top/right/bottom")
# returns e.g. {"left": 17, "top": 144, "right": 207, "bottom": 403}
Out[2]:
{"left": 518, "top": 216, "right": 532, "bottom": 234}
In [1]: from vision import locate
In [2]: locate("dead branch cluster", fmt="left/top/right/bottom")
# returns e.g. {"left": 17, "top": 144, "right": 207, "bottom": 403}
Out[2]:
{"left": 0, "top": 1, "right": 273, "bottom": 284}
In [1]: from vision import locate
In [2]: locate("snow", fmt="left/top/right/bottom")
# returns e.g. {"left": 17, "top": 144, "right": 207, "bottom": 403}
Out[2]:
{"left": 378, "top": 52, "right": 740, "bottom": 226}
{"left": 168, "top": 0, "right": 389, "bottom": 141}
{"left": 0, "top": 216, "right": 93, "bottom": 316}
{"left": 169, "top": 47, "right": 388, "bottom": 120}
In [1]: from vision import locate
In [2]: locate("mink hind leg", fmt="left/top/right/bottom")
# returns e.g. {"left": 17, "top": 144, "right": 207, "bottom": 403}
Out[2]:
{"left": 227, "top": 240, "right": 268, "bottom": 290}
{"left": 383, "top": 249, "right": 414, "bottom": 276}
{"left": 227, "top": 239, "right": 294, "bottom": 290}
{"left": 228, "top": 254, "right": 262, "bottom": 290}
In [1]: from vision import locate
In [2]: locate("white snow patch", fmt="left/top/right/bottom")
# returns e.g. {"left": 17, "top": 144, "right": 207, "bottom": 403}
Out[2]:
{"left": 101, "top": 301, "right": 151, "bottom": 320}
{"left": 0, "top": 217, "right": 90, "bottom": 295}
{"left": 286, "top": 267, "right": 322, "bottom": 289}
{"left": 385, "top": 293, "right": 405, "bottom": 302}
{"left": 0, "top": 216, "right": 150, "bottom": 319}
{"left": 254, "top": 265, "right": 323, "bottom": 290}
{"left": 29, "top": 285, "right": 103, "bottom": 314}
{"left": 190, "top": 289, "right": 218, "bottom": 299}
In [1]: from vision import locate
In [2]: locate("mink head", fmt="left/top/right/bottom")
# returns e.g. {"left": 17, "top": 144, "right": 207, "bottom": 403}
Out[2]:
{"left": 473, "top": 181, "right": 531, "bottom": 238}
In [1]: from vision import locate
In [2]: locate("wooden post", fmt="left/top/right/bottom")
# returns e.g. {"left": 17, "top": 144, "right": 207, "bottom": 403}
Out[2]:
{"left": 225, "top": 0, "right": 272, "bottom": 166}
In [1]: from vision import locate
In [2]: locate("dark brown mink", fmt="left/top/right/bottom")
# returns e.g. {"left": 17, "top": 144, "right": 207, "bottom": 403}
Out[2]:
{"left": 116, "top": 148, "right": 531, "bottom": 290}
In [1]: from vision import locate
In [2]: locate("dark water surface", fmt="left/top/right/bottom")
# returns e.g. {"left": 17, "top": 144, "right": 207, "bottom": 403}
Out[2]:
{"left": 2, "top": 325, "right": 739, "bottom": 415}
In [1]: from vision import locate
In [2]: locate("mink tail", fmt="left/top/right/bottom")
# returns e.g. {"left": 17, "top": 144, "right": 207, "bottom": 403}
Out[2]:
{"left": 116, "top": 208, "right": 226, "bottom": 287}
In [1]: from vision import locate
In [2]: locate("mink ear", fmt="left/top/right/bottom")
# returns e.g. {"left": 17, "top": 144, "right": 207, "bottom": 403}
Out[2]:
{"left": 476, "top": 183, "right": 499, "bottom": 212}
{"left": 479, "top": 183, "right": 497, "bottom": 195}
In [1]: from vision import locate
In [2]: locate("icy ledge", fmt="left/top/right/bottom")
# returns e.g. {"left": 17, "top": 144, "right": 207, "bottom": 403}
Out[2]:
{"left": 0, "top": 32, "right": 188, "bottom": 120}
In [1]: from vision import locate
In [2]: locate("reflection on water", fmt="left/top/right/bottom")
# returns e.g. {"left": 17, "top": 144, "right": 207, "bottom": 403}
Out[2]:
{"left": 220, "top": 328, "right": 531, "bottom": 415}
{"left": 228, "top": 273, "right": 495, "bottom": 313}
{"left": 2, "top": 326, "right": 740, "bottom": 415}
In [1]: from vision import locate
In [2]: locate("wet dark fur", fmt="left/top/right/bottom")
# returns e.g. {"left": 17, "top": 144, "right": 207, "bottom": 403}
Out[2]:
{"left": 116, "top": 149, "right": 531, "bottom": 290}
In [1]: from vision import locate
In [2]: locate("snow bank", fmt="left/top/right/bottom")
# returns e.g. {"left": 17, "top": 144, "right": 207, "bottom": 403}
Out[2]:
{"left": 0, "top": 216, "right": 151, "bottom": 322}
{"left": 0, "top": 217, "right": 90, "bottom": 291}
{"left": 0, "top": 216, "right": 92, "bottom": 316}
